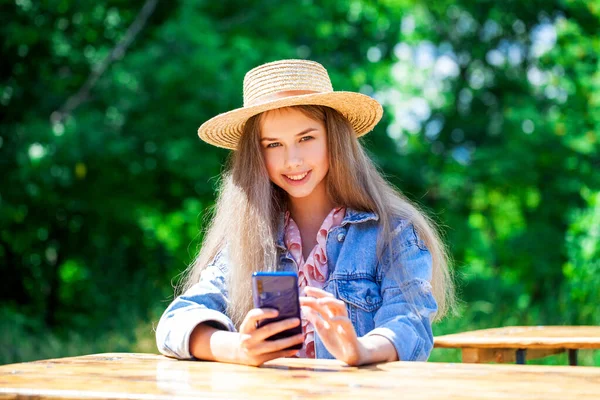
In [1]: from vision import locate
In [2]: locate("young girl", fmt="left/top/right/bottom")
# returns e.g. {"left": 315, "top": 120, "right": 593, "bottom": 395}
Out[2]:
{"left": 156, "top": 59, "right": 455, "bottom": 366}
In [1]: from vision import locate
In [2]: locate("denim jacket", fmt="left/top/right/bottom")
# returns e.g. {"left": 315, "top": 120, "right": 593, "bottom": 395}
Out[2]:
{"left": 155, "top": 209, "right": 438, "bottom": 362}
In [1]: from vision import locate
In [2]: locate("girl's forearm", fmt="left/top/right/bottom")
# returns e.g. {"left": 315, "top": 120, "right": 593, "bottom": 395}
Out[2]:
{"left": 189, "top": 323, "right": 240, "bottom": 363}
{"left": 190, "top": 323, "right": 398, "bottom": 366}
{"left": 357, "top": 335, "right": 399, "bottom": 365}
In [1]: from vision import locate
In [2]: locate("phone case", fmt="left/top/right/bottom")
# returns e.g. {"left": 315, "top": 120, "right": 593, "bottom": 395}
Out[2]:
{"left": 252, "top": 271, "right": 303, "bottom": 350}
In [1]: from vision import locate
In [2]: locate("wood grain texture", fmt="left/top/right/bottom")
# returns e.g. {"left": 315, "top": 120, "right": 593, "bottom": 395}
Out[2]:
{"left": 0, "top": 353, "right": 599, "bottom": 399}
{"left": 461, "top": 348, "right": 565, "bottom": 363}
{"left": 435, "top": 326, "right": 600, "bottom": 349}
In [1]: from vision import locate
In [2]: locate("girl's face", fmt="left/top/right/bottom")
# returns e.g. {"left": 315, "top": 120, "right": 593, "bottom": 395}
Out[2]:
{"left": 260, "top": 107, "right": 329, "bottom": 200}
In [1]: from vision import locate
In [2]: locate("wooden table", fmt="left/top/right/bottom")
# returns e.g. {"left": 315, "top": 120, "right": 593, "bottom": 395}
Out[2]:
{"left": 434, "top": 325, "right": 600, "bottom": 365}
{"left": 1, "top": 353, "right": 600, "bottom": 399}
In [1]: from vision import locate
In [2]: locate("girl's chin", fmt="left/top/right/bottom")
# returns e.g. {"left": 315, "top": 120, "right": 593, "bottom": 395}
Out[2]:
{"left": 272, "top": 182, "right": 313, "bottom": 197}
{"left": 286, "top": 190, "right": 315, "bottom": 199}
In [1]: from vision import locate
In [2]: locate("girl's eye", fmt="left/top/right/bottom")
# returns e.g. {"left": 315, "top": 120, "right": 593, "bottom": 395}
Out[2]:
{"left": 300, "top": 136, "right": 314, "bottom": 142}
{"left": 266, "top": 142, "right": 280, "bottom": 148}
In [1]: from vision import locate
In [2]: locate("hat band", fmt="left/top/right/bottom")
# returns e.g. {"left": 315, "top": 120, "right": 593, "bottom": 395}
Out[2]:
{"left": 245, "top": 90, "right": 322, "bottom": 107}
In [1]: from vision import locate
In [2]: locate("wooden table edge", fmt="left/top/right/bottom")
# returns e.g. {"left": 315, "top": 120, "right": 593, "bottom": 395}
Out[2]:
{"left": 433, "top": 341, "right": 600, "bottom": 349}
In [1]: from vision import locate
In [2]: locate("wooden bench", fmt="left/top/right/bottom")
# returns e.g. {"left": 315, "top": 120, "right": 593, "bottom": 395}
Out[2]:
{"left": 1, "top": 352, "right": 600, "bottom": 399}
{"left": 434, "top": 325, "right": 600, "bottom": 365}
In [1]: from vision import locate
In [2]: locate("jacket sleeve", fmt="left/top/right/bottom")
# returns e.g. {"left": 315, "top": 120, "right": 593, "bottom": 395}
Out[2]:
{"left": 155, "top": 250, "right": 236, "bottom": 359}
{"left": 365, "top": 222, "right": 438, "bottom": 361}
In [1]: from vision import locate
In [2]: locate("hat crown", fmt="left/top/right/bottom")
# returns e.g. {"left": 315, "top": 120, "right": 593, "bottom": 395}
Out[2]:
{"left": 243, "top": 59, "right": 334, "bottom": 107}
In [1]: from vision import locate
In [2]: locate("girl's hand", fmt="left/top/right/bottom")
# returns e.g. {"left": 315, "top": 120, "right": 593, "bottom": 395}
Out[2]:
{"left": 300, "top": 287, "right": 365, "bottom": 366}
{"left": 234, "top": 308, "right": 304, "bottom": 367}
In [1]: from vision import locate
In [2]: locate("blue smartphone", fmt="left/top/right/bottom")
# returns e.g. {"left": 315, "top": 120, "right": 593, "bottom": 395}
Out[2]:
{"left": 252, "top": 271, "right": 303, "bottom": 350}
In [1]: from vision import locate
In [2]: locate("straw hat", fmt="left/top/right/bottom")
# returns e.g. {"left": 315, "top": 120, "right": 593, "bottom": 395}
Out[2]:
{"left": 197, "top": 59, "right": 383, "bottom": 149}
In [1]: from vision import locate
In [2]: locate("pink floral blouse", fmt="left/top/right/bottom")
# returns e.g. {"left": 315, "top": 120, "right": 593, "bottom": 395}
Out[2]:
{"left": 284, "top": 207, "right": 346, "bottom": 358}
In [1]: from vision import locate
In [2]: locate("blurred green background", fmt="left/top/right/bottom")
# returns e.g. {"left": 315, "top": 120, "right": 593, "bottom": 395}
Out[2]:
{"left": 1, "top": 0, "right": 599, "bottom": 366}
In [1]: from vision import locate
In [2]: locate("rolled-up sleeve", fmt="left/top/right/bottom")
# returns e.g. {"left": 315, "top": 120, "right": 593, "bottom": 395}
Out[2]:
{"left": 366, "top": 223, "right": 438, "bottom": 361}
{"left": 155, "top": 252, "right": 235, "bottom": 359}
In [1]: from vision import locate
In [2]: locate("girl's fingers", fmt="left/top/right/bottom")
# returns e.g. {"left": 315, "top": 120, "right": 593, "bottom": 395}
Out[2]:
{"left": 301, "top": 305, "right": 321, "bottom": 324}
{"left": 239, "top": 308, "right": 279, "bottom": 334}
{"left": 301, "top": 296, "right": 347, "bottom": 318}
{"left": 258, "top": 348, "right": 301, "bottom": 365}
{"left": 303, "top": 286, "right": 334, "bottom": 298}
{"left": 252, "top": 317, "right": 301, "bottom": 343}
{"left": 316, "top": 297, "right": 347, "bottom": 316}
{"left": 247, "top": 333, "right": 304, "bottom": 356}
{"left": 302, "top": 305, "right": 354, "bottom": 337}
{"left": 301, "top": 305, "right": 332, "bottom": 332}
{"left": 331, "top": 316, "right": 356, "bottom": 337}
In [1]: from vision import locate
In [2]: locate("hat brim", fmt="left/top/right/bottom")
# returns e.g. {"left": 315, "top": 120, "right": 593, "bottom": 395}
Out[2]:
{"left": 197, "top": 91, "right": 383, "bottom": 149}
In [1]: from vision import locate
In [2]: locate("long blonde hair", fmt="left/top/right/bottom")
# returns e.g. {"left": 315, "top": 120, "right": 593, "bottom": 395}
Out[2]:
{"left": 179, "top": 105, "right": 455, "bottom": 327}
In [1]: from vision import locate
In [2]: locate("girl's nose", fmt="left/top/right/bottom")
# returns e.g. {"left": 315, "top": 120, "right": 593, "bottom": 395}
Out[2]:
{"left": 284, "top": 147, "right": 303, "bottom": 169}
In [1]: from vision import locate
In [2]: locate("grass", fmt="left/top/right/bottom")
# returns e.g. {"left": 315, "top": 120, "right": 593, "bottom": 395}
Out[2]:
{"left": 0, "top": 306, "right": 162, "bottom": 365}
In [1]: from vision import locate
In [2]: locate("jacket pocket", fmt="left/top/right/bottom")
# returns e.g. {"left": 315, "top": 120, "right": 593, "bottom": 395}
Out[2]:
{"left": 336, "top": 277, "right": 382, "bottom": 313}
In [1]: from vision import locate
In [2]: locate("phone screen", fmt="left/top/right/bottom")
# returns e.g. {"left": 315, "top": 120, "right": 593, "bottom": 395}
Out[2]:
{"left": 252, "top": 272, "right": 303, "bottom": 349}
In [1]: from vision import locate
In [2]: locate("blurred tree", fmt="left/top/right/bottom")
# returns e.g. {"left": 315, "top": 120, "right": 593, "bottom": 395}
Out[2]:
{"left": 563, "top": 188, "right": 600, "bottom": 324}
{"left": 375, "top": 0, "right": 600, "bottom": 325}
{"left": 0, "top": 0, "right": 176, "bottom": 329}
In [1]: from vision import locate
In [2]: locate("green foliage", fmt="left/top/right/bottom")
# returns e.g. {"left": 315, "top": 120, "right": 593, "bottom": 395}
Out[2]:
{"left": 562, "top": 188, "right": 600, "bottom": 324}
{"left": 1, "top": 0, "right": 598, "bottom": 365}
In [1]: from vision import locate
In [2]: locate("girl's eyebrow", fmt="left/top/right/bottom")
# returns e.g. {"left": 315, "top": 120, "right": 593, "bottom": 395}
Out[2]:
{"left": 260, "top": 127, "right": 318, "bottom": 142}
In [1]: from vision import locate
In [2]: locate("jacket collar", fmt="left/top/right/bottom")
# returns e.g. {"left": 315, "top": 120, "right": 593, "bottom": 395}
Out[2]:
{"left": 275, "top": 208, "right": 378, "bottom": 250}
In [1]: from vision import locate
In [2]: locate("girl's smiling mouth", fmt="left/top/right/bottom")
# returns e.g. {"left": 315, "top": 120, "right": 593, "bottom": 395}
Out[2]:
{"left": 283, "top": 170, "right": 312, "bottom": 184}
